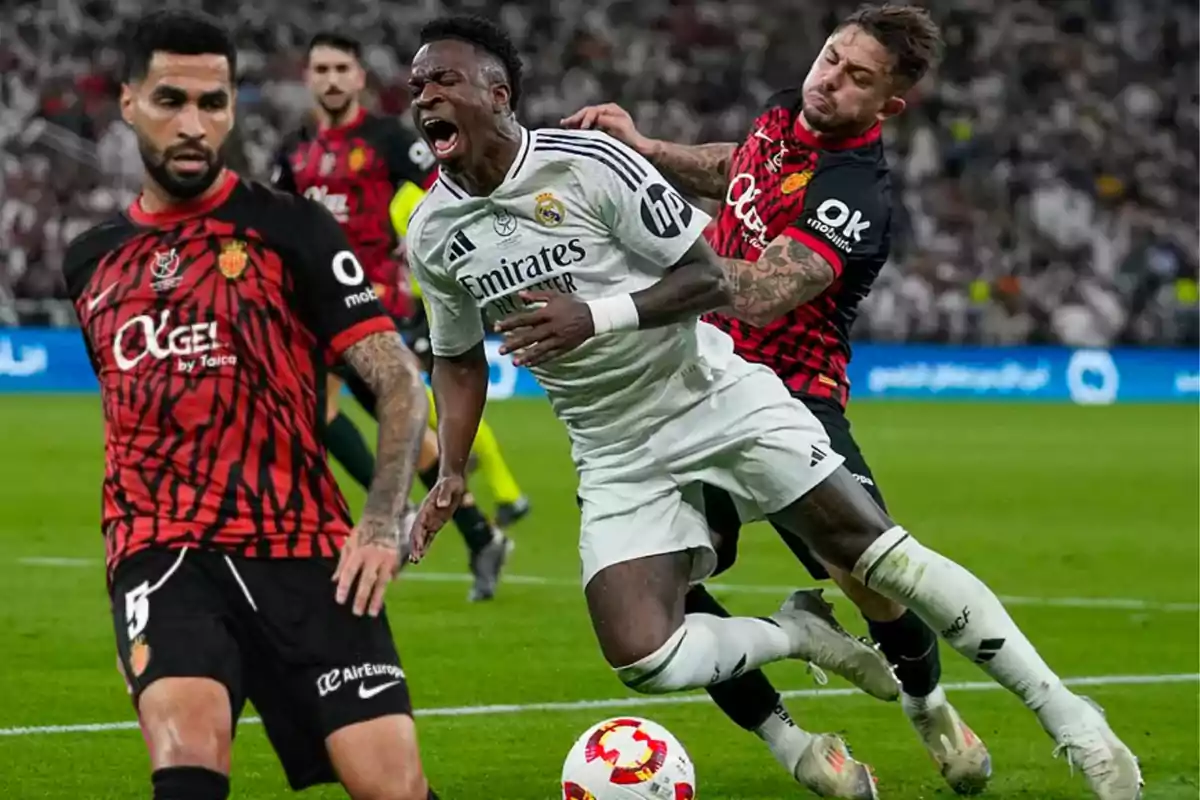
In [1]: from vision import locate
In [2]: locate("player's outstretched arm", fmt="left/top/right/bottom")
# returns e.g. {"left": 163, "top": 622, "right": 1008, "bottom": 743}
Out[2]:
{"left": 410, "top": 342, "right": 488, "bottom": 560}
{"left": 334, "top": 331, "right": 429, "bottom": 615}
{"left": 562, "top": 103, "right": 735, "bottom": 200}
{"left": 719, "top": 234, "right": 836, "bottom": 327}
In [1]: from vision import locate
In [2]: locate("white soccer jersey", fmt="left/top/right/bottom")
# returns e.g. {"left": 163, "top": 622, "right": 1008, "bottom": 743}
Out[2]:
{"left": 408, "top": 127, "right": 741, "bottom": 448}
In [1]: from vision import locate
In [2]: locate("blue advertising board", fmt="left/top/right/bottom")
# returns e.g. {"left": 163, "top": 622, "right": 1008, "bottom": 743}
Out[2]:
{"left": 1, "top": 327, "right": 1196, "bottom": 404}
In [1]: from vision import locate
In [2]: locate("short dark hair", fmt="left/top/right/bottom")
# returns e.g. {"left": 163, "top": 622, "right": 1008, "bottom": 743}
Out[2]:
{"left": 307, "top": 31, "right": 363, "bottom": 62}
{"left": 419, "top": 15, "right": 523, "bottom": 109}
{"left": 837, "top": 3, "right": 943, "bottom": 91}
{"left": 122, "top": 9, "right": 236, "bottom": 83}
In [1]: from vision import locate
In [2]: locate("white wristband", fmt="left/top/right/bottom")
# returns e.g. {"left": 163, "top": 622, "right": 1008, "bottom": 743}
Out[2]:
{"left": 586, "top": 294, "right": 640, "bottom": 335}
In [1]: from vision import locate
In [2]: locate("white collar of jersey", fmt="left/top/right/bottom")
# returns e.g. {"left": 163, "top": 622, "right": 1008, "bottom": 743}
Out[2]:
{"left": 436, "top": 126, "right": 531, "bottom": 199}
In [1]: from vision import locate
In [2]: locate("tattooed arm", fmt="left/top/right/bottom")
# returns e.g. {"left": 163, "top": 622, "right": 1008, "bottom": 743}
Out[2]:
{"left": 341, "top": 331, "right": 428, "bottom": 545}
{"left": 719, "top": 235, "right": 837, "bottom": 327}
{"left": 561, "top": 103, "right": 735, "bottom": 200}
{"left": 641, "top": 140, "right": 737, "bottom": 201}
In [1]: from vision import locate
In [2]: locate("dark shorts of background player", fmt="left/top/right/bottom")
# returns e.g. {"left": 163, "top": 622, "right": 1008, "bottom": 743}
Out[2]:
{"left": 704, "top": 394, "right": 888, "bottom": 580}
{"left": 111, "top": 547, "right": 412, "bottom": 790}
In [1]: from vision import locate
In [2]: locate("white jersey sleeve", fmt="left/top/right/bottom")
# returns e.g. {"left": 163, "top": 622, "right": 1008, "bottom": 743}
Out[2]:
{"left": 407, "top": 232, "right": 485, "bottom": 358}
{"left": 542, "top": 131, "right": 710, "bottom": 273}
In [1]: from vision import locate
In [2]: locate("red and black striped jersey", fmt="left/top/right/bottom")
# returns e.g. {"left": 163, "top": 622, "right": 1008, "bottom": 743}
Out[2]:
{"left": 702, "top": 88, "right": 892, "bottom": 407}
{"left": 63, "top": 171, "right": 396, "bottom": 579}
{"left": 272, "top": 108, "right": 436, "bottom": 318}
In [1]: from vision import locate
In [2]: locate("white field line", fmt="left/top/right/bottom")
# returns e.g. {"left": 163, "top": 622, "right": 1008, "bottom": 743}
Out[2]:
{"left": 0, "top": 673, "right": 1195, "bottom": 737}
{"left": 16, "top": 559, "right": 1200, "bottom": 613}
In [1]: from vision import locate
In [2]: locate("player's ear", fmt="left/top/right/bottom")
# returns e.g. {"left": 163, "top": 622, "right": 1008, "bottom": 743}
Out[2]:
{"left": 492, "top": 83, "right": 511, "bottom": 114}
{"left": 119, "top": 83, "right": 136, "bottom": 125}
{"left": 878, "top": 95, "right": 905, "bottom": 122}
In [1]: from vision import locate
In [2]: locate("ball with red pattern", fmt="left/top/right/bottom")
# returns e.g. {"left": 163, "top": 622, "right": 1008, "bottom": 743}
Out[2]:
{"left": 561, "top": 717, "right": 697, "bottom": 799}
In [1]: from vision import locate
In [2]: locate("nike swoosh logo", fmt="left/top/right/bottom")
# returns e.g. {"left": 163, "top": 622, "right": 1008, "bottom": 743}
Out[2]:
{"left": 358, "top": 680, "right": 401, "bottom": 700}
{"left": 87, "top": 283, "right": 118, "bottom": 311}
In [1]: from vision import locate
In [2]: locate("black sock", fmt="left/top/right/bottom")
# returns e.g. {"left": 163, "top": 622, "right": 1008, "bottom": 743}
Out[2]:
{"left": 427, "top": 789, "right": 439, "bottom": 800}
{"left": 867, "top": 609, "right": 941, "bottom": 698}
{"left": 152, "top": 766, "right": 230, "bottom": 800}
{"left": 685, "top": 585, "right": 781, "bottom": 731}
{"left": 324, "top": 412, "right": 376, "bottom": 489}
{"left": 419, "top": 466, "right": 493, "bottom": 553}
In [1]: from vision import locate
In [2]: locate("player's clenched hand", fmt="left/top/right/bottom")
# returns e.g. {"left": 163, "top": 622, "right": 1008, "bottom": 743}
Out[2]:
{"left": 561, "top": 103, "right": 651, "bottom": 154}
{"left": 496, "top": 290, "right": 596, "bottom": 367}
{"left": 333, "top": 514, "right": 405, "bottom": 617}
{"left": 409, "top": 474, "right": 466, "bottom": 562}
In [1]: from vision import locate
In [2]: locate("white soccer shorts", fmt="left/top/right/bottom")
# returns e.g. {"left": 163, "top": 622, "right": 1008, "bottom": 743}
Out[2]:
{"left": 576, "top": 359, "right": 844, "bottom": 588}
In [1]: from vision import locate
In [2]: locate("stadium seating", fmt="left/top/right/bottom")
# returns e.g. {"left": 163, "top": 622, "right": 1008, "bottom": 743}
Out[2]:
{"left": 1, "top": 0, "right": 1196, "bottom": 344}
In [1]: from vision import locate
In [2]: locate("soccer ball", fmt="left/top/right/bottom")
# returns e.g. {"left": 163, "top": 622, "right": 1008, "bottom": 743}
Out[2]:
{"left": 561, "top": 717, "right": 696, "bottom": 799}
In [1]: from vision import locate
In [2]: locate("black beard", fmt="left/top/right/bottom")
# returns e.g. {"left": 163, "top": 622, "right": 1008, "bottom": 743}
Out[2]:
{"left": 320, "top": 96, "right": 353, "bottom": 124}
{"left": 138, "top": 138, "right": 224, "bottom": 201}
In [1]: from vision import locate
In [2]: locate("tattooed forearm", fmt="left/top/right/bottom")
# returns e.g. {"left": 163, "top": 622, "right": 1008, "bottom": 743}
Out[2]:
{"left": 643, "top": 141, "right": 737, "bottom": 200}
{"left": 721, "top": 236, "right": 836, "bottom": 327}
{"left": 342, "top": 331, "right": 428, "bottom": 544}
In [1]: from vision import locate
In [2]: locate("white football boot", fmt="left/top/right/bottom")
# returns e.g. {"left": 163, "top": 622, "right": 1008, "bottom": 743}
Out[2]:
{"left": 902, "top": 687, "right": 992, "bottom": 794}
{"left": 770, "top": 589, "right": 902, "bottom": 701}
{"left": 794, "top": 734, "right": 880, "bottom": 799}
{"left": 1051, "top": 697, "right": 1143, "bottom": 800}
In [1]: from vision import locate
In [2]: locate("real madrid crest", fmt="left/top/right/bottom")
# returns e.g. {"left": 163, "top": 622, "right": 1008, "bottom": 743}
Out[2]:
{"left": 534, "top": 192, "right": 566, "bottom": 227}
{"left": 781, "top": 170, "right": 813, "bottom": 195}
{"left": 348, "top": 146, "right": 366, "bottom": 173}
{"left": 218, "top": 240, "right": 248, "bottom": 279}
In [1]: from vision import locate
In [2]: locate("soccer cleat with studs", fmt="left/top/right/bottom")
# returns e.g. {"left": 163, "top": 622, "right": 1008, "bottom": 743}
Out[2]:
{"left": 770, "top": 589, "right": 902, "bottom": 701}
{"left": 903, "top": 689, "right": 992, "bottom": 795}
{"left": 793, "top": 734, "right": 880, "bottom": 799}
{"left": 1051, "top": 697, "right": 1143, "bottom": 800}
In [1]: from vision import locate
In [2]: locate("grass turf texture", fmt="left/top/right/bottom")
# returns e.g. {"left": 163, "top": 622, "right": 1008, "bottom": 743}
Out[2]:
{"left": 0, "top": 397, "right": 1196, "bottom": 798}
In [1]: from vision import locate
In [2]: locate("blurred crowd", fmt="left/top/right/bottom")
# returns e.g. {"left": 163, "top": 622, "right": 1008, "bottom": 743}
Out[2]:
{"left": 1, "top": 0, "right": 1197, "bottom": 345}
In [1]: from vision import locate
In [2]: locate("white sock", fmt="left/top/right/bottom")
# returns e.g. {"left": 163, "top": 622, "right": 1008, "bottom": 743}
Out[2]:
{"left": 901, "top": 684, "right": 948, "bottom": 719}
{"left": 854, "top": 527, "right": 1080, "bottom": 735}
{"left": 754, "top": 702, "right": 814, "bottom": 773}
{"left": 616, "top": 613, "right": 793, "bottom": 694}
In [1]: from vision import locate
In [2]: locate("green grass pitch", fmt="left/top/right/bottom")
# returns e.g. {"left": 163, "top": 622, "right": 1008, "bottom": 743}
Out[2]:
{"left": 0, "top": 396, "right": 1196, "bottom": 798}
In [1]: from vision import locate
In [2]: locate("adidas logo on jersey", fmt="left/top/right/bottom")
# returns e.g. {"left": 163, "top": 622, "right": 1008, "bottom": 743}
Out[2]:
{"left": 446, "top": 231, "right": 477, "bottom": 262}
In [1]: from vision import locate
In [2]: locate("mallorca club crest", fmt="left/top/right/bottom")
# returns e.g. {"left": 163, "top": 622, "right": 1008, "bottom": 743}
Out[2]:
{"left": 129, "top": 635, "right": 151, "bottom": 677}
{"left": 534, "top": 192, "right": 566, "bottom": 227}
{"left": 781, "top": 169, "right": 813, "bottom": 195}
{"left": 218, "top": 240, "right": 248, "bottom": 279}
{"left": 348, "top": 146, "right": 367, "bottom": 173}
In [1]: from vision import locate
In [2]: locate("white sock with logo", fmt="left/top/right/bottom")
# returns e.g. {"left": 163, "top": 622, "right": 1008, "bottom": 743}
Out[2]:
{"left": 854, "top": 527, "right": 1080, "bottom": 735}
{"left": 615, "top": 614, "right": 793, "bottom": 694}
{"left": 754, "top": 702, "right": 814, "bottom": 773}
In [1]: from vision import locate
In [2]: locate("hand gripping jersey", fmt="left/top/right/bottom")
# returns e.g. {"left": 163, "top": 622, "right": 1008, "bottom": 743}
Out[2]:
{"left": 272, "top": 109, "right": 436, "bottom": 318}
{"left": 63, "top": 172, "right": 396, "bottom": 578}
{"left": 702, "top": 88, "right": 893, "bottom": 407}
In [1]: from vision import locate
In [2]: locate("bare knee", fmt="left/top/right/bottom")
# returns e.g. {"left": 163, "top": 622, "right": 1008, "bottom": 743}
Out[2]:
{"left": 138, "top": 678, "right": 232, "bottom": 772}
{"left": 584, "top": 554, "right": 690, "bottom": 670}
{"left": 330, "top": 716, "right": 429, "bottom": 800}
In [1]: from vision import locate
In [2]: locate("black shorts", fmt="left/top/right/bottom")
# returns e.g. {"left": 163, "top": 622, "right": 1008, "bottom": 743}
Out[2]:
{"left": 111, "top": 547, "right": 412, "bottom": 790}
{"left": 704, "top": 394, "right": 887, "bottom": 580}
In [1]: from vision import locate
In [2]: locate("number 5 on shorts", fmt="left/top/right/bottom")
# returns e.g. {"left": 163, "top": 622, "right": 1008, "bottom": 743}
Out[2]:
{"left": 125, "top": 581, "right": 150, "bottom": 641}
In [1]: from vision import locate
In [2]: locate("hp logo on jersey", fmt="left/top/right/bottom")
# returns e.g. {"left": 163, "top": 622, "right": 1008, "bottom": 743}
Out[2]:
{"left": 639, "top": 183, "right": 693, "bottom": 239}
